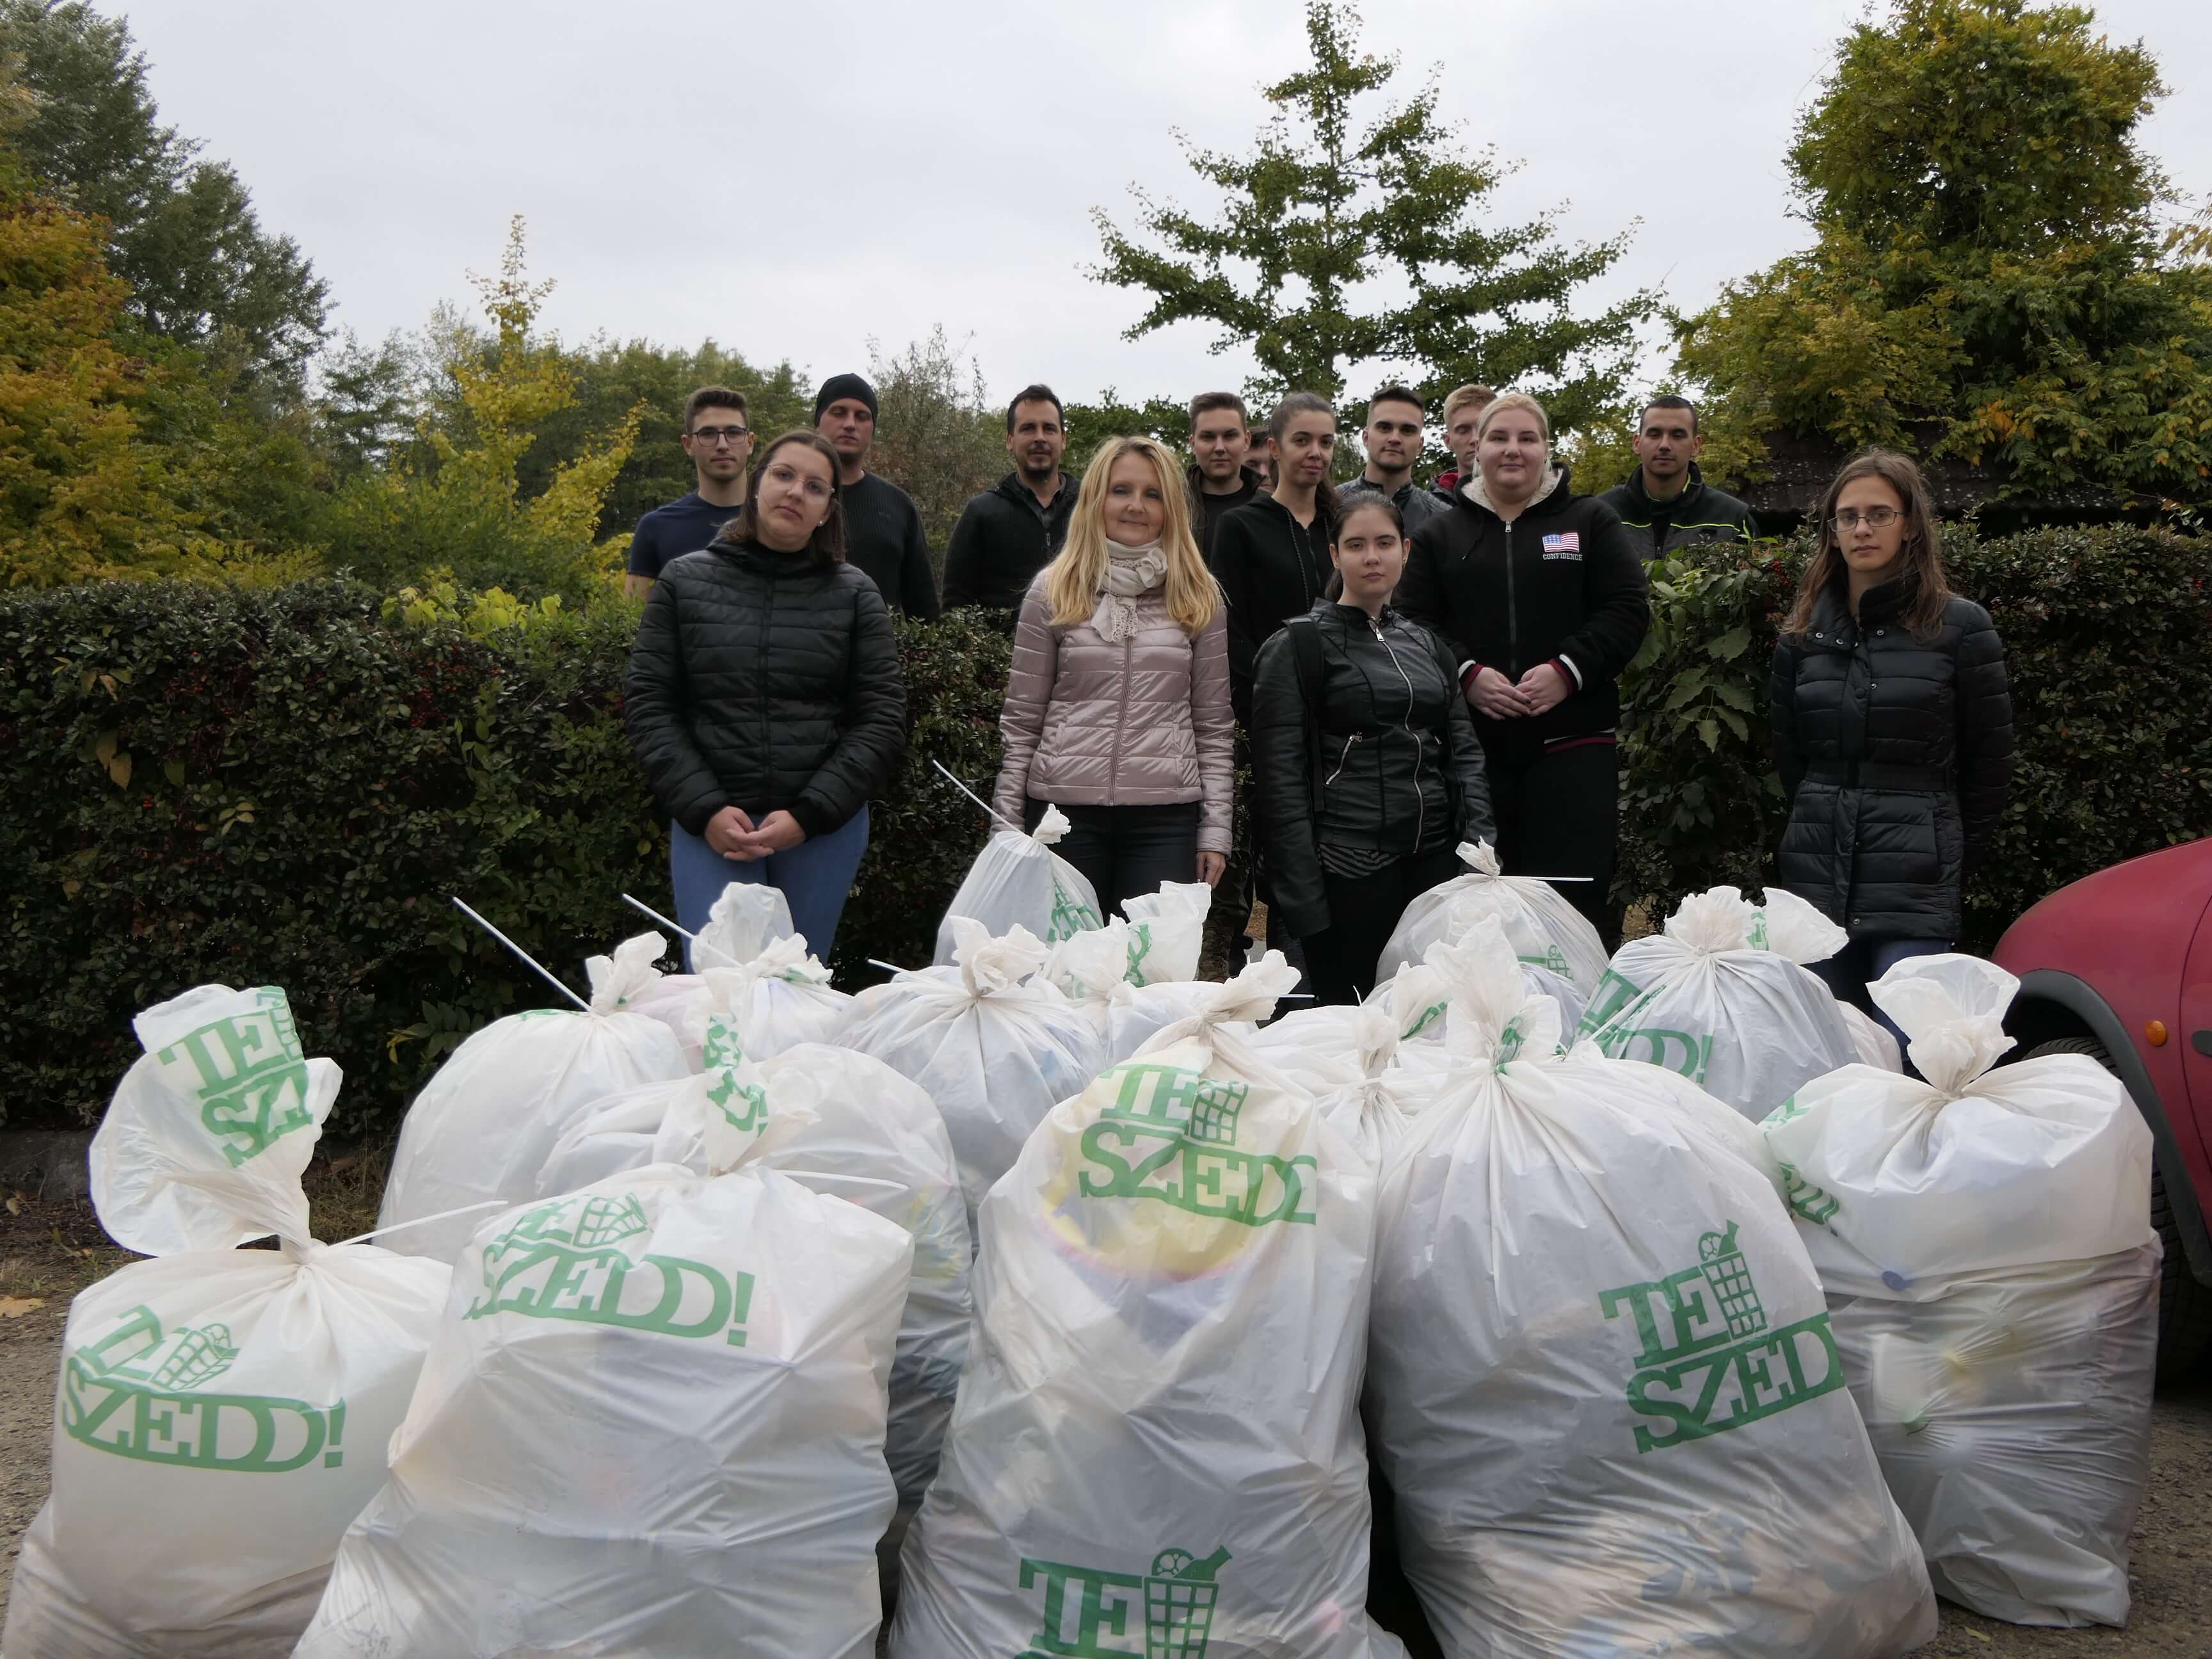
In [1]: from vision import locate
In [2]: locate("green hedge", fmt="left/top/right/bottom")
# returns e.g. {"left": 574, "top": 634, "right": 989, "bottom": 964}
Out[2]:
{"left": 4, "top": 525, "right": 2208, "bottom": 1134}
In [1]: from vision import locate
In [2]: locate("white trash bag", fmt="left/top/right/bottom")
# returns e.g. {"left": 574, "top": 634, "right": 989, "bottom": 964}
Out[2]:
{"left": 376, "top": 931, "right": 691, "bottom": 1260}
{"left": 934, "top": 803, "right": 1103, "bottom": 965}
{"left": 1575, "top": 885, "right": 1861, "bottom": 1121}
{"left": 1312, "top": 984, "right": 1456, "bottom": 1166}
{"left": 297, "top": 1076, "right": 915, "bottom": 1658}
{"left": 1763, "top": 953, "right": 2159, "bottom": 1628}
{"left": 4, "top": 986, "right": 451, "bottom": 1659}
{"left": 536, "top": 1011, "right": 972, "bottom": 1510}
{"left": 1375, "top": 838, "right": 1607, "bottom": 990}
{"left": 1361, "top": 954, "right": 1587, "bottom": 1046}
{"left": 841, "top": 918, "right": 1105, "bottom": 1233}
{"left": 1119, "top": 879, "right": 1215, "bottom": 984}
{"left": 892, "top": 956, "right": 1407, "bottom": 1658}
{"left": 627, "top": 884, "right": 852, "bottom": 1066}
{"left": 1749, "top": 887, "right": 1903, "bottom": 1072}
{"left": 1045, "top": 918, "right": 1224, "bottom": 1066}
{"left": 1367, "top": 924, "right": 1933, "bottom": 1658}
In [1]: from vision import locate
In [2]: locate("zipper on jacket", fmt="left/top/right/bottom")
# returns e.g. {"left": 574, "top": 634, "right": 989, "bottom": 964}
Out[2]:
{"left": 757, "top": 568, "right": 773, "bottom": 806}
{"left": 1107, "top": 630, "right": 1132, "bottom": 805}
{"left": 1325, "top": 733, "right": 1360, "bottom": 788}
{"left": 1503, "top": 519, "right": 1520, "bottom": 678}
{"left": 1374, "top": 614, "right": 1426, "bottom": 855}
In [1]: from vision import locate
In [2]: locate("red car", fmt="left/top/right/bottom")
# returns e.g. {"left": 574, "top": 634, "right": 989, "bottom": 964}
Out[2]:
{"left": 1994, "top": 837, "right": 2212, "bottom": 1379}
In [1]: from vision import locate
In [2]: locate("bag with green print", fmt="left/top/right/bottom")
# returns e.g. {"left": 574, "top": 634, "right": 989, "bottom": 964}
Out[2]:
{"left": 296, "top": 1040, "right": 917, "bottom": 1659}
{"left": 3, "top": 985, "right": 453, "bottom": 1659}
{"left": 1749, "top": 888, "right": 1903, "bottom": 1072}
{"left": 1365, "top": 923, "right": 1934, "bottom": 1659}
{"left": 627, "top": 881, "right": 853, "bottom": 1065}
{"left": 376, "top": 931, "right": 693, "bottom": 1262}
{"left": 933, "top": 801, "right": 1104, "bottom": 965}
{"left": 892, "top": 954, "right": 1410, "bottom": 1659}
{"left": 1117, "top": 879, "right": 1214, "bottom": 984}
{"left": 534, "top": 1005, "right": 972, "bottom": 1511}
{"left": 1045, "top": 917, "right": 1225, "bottom": 1068}
{"left": 1761, "top": 953, "right": 2158, "bottom": 1629}
{"left": 840, "top": 918, "right": 1106, "bottom": 1238}
{"left": 1575, "top": 885, "right": 1861, "bottom": 1122}
{"left": 1374, "top": 838, "right": 1608, "bottom": 992}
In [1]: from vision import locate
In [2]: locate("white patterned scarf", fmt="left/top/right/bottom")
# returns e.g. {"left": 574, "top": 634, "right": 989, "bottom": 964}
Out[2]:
{"left": 1091, "top": 538, "right": 1169, "bottom": 643}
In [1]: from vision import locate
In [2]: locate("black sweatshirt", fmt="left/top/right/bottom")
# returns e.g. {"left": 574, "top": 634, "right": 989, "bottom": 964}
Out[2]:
{"left": 1209, "top": 492, "right": 1334, "bottom": 723}
{"left": 1187, "top": 463, "right": 1265, "bottom": 562}
{"left": 942, "top": 471, "right": 1078, "bottom": 610}
{"left": 837, "top": 472, "right": 941, "bottom": 619}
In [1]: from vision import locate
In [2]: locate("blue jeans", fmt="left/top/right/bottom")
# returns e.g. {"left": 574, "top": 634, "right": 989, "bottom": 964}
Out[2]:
{"left": 669, "top": 806, "right": 870, "bottom": 966}
{"left": 1813, "top": 936, "right": 1951, "bottom": 1064}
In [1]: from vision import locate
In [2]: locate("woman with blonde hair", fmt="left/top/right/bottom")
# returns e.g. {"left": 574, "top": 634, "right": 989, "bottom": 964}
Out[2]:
{"left": 1770, "top": 447, "right": 2014, "bottom": 1045}
{"left": 993, "top": 434, "right": 1233, "bottom": 915}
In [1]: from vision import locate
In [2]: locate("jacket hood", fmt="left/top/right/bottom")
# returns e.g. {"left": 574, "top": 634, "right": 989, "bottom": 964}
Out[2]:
{"left": 1615, "top": 460, "right": 1705, "bottom": 507}
{"left": 1456, "top": 463, "right": 1572, "bottom": 518}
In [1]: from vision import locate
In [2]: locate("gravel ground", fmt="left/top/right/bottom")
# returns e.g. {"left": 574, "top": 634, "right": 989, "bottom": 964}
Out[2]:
{"left": 2, "top": 1184, "right": 2206, "bottom": 1653}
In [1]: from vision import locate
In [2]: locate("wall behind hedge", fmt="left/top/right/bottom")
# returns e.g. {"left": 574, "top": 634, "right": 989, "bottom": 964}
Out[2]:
{"left": 4, "top": 524, "right": 2207, "bottom": 1134}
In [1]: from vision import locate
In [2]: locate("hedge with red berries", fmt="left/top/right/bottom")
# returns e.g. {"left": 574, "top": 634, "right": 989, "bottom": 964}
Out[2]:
{"left": 3, "top": 524, "right": 2208, "bottom": 1133}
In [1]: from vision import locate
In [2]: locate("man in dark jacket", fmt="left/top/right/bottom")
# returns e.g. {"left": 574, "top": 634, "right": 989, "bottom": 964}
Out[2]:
{"left": 1598, "top": 396, "right": 1758, "bottom": 561}
{"left": 625, "top": 386, "right": 753, "bottom": 598}
{"left": 815, "top": 373, "right": 942, "bottom": 618}
{"left": 1341, "top": 383, "right": 1450, "bottom": 536}
{"left": 1397, "top": 433, "right": 1647, "bottom": 939}
{"left": 942, "top": 384, "right": 1078, "bottom": 611}
{"left": 1186, "top": 391, "right": 1267, "bottom": 559}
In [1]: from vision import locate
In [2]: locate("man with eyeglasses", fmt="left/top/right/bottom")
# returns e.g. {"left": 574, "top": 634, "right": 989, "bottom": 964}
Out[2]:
{"left": 1598, "top": 394, "right": 1757, "bottom": 563}
{"left": 624, "top": 387, "right": 755, "bottom": 598}
{"left": 815, "top": 372, "right": 942, "bottom": 620}
{"left": 1340, "top": 383, "right": 1450, "bottom": 535}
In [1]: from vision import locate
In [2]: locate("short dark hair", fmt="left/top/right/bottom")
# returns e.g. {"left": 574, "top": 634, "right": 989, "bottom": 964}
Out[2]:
{"left": 684, "top": 386, "right": 748, "bottom": 433}
{"left": 1640, "top": 394, "right": 1698, "bottom": 433}
{"left": 720, "top": 431, "right": 847, "bottom": 567}
{"left": 1365, "top": 383, "right": 1425, "bottom": 422}
{"left": 1006, "top": 383, "right": 1064, "bottom": 432}
{"left": 1188, "top": 391, "right": 1249, "bottom": 428}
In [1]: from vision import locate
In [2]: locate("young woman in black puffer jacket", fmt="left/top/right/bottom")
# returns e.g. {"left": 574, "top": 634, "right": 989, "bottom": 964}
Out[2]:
{"left": 1252, "top": 496, "right": 1495, "bottom": 1004}
{"left": 626, "top": 430, "right": 908, "bottom": 959}
{"left": 1769, "top": 448, "right": 2015, "bottom": 1041}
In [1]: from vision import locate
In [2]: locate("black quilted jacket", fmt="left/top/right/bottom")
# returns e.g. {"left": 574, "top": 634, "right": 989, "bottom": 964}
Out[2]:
{"left": 625, "top": 537, "right": 908, "bottom": 840}
{"left": 1770, "top": 578, "right": 2014, "bottom": 939}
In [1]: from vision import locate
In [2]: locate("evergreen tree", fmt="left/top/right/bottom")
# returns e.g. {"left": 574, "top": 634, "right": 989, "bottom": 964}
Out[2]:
{"left": 1676, "top": 0, "right": 2212, "bottom": 499}
{"left": 1090, "top": 0, "right": 1650, "bottom": 431}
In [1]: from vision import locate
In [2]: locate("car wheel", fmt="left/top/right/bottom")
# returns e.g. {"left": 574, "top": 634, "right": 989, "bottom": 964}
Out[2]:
{"left": 2026, "top": 1037, "right": 2212, "bottom": 1382}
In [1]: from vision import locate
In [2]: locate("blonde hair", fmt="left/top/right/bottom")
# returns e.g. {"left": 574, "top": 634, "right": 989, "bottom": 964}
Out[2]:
{"left": 1476, "top": 391, "right": 1551, "bottom": 443}
{"left": 1046, "top": 435, "right": 1221, "bottom": 635}
{"left": 1441, "top": 383, "right": 1496, "bottom": 425}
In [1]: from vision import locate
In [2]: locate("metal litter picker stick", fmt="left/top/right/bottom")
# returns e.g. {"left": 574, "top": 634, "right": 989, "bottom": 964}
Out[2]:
{"left": 451, "top": 897, "right": 591, "bottom": 1013}
{"left": 620, "top": 893, "right": 742, "bottom": 969}
{"left": 930, "top": 758, "right": 1020, "bottom": 830}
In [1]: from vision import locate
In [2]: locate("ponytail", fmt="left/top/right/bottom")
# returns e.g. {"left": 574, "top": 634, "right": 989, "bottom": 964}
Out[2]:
{"left": 1265, "top": 391, "right": 1340, "bottom": 524}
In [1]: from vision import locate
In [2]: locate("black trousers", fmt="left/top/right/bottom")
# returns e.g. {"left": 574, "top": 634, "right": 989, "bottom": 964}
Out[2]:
{"left": 1025, "top": 797, "right": 1199, "bottom": 920}
{"left": 1487, "top": 739, "right": 1619, "bottom": 944}
{"left": 1302, "top": 842, "right": 1466, "bottom": 1006}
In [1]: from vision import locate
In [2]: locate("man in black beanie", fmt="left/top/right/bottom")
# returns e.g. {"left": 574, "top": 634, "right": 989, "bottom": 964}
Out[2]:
{"left": 815, "top": 373, "right": 940, "bottom": 619}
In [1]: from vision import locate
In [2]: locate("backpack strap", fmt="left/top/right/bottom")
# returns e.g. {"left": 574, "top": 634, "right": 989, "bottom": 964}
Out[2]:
{"left": 1286, "top": 616, "right": 1328, "bottom": 816}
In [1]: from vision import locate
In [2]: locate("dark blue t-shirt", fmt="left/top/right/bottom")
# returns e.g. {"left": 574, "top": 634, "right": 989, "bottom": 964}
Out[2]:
{"left": 627, "top": 492, "right": 744, "bottom": 579}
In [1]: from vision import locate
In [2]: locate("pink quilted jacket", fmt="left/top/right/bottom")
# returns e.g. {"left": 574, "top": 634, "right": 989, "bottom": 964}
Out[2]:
{"left": 991, "top": 575, "right": 1235, "bottom": 853}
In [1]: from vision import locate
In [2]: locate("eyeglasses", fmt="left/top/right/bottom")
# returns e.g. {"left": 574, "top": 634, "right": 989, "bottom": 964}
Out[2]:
{"left": 1830, "top": 507, "right": 1902, "bottom": 530}
{"left": 688, "top": 426, "right": 751, "bottom": 446}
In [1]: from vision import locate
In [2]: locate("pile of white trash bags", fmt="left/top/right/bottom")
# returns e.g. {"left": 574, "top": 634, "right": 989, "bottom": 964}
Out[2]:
{"left": 627, "top": 881, "right": 852, "bottom": 1061}
{"left": 4, "top": 986, "right": 451, "bottom": 1658}
{"left": 933, "top": 801, "right": 1103, "bottom": 963}
{"left": 1376, "top": 838, "right": 1609, "bottom": 997}
{"left": 1764, "top": 954, "right": 2160, "bottom": 1628}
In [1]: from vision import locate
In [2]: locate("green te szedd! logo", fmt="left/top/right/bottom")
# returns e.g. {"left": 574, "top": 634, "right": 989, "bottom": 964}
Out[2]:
{"left": 1017, "top": 1544, "right": 1231, "bottom": 1658}
{"left": 1077, "top": 1063, "right": 1316, "bottom": 1227}
{"left": 465, "top": 1191, "right": 755, "bottom": 1346}
{"left": 1598, "top": 1222, "right": 1845, "bottom": 1453}
{"left": 152, "top": 986, "right": 314, "bottom": 1167}
{"left": 63, "top": 1304, "right": 349, "bottom": 1473}
{"left": 1576, "top": 968, "right": 1715, "bottom": 1083}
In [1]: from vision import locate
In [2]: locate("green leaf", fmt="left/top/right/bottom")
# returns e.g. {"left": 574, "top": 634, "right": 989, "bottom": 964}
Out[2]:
{"left": 1697, "top": 717, "right": 1720, "bottom": 751}
{"left": 1706, "top": 625, "right": 1752, "bottom": 661}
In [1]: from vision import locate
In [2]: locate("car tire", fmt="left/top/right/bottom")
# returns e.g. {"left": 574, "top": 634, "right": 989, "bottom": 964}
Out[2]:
{"left": 2026, "top": 1037, "right": 2212, "bottom": 1382}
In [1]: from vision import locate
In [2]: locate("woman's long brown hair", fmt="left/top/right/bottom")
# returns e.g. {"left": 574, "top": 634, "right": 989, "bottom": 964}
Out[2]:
{"left": 1783, "top": 448, "right": 1953, "bottom": 640}
{"left": 716, "top": 431, "right": 847, "bottom": 566}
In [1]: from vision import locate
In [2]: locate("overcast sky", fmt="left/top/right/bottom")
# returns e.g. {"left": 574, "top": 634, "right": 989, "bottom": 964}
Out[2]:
{"left": 115, "top": 0, "right": 2212, "bottom": 408}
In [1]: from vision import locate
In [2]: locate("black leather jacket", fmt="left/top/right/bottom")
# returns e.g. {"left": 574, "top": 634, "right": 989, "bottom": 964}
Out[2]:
{"left": 625, "top": 536, "right": 908, "bottom": 839}
{"left": 1251, "top": 602, "right": 1495, "bottom": 938}
{"left": 1770, "top": 579, "right": 2014, "bottom": 938}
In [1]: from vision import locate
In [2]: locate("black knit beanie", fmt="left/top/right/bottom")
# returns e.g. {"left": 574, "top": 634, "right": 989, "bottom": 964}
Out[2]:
{"left": 813, "top": 373, "right": 879, "bottom": 423}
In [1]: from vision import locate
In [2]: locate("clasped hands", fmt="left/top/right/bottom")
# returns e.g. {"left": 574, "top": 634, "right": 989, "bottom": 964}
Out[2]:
{"left": 704, "top": 806, "right": 807, "bottom": 861}
{"left": 1466, "top": 662, "right": 1569, "bottom": 719}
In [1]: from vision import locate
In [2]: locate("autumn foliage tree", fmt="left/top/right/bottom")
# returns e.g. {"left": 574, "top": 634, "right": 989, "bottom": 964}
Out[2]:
{"left": 1676, "top": 0, "right": 2212, "bottom": 500}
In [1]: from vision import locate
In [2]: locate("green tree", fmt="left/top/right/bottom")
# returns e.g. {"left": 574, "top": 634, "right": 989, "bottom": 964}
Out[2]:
{"left": 1675, "top": 0, "right": 2212, "bottom": 499}
{"left": 1062, "top": 391, "right": 1192, "bottom": 477}
{"left": 0, "top": 0, "right": 328, "bottom": 397}
{"left": 1091, "top": 0, "right": 1651, "bottom": 429}
{"left": 318, "top": 219, "right": 641, "bottom": 605}
{"left": 865, "top": 328, "right": 1005, "bottom": 557}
